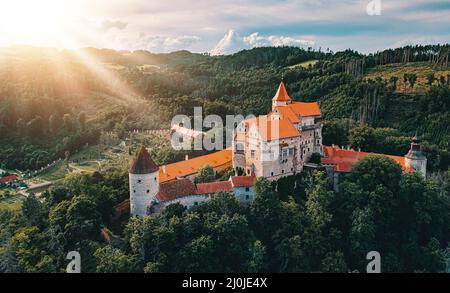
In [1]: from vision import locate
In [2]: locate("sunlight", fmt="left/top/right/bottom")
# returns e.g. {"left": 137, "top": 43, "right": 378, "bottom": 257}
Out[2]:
{"left": 0, "top": 0, "right": 79, "bottom": 46}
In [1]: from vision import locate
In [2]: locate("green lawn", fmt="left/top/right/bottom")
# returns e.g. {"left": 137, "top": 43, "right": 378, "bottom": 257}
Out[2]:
{"left": 39, "top": 161, "right": 69, "bottom": 181}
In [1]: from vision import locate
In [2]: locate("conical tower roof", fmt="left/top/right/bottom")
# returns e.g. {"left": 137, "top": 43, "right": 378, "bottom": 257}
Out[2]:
{"left": 272, "top": 82, "right": 292, "bottom": 102}
{"left": 130, "top": 146, "right": 159, "bottom": 174}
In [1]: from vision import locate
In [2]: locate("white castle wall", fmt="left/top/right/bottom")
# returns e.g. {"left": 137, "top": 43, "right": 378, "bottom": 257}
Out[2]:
{"left": 405, "top": 157, "right": 427, "bottom": 178}
{"left": 162, "top": 194, "right": 211, "bottom": 210}
{"left": 129, "top": 172, "right": 159, "bottom": 217}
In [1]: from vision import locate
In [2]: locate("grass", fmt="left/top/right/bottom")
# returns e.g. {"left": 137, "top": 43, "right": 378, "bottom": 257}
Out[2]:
{"left": 39, "top": 161, "right": 69, "bottom": 181}
{"left": 288, "top": 60, "right": 319, "bottom": 70}
{"left": 0, "top": 192, "right": 25, "bottom": 211}
{"left": 365, "top": 62, "right": 450, "bottom": 94}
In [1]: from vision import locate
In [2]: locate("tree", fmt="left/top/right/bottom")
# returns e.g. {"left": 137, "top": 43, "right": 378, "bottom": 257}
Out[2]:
{"left": 349, "top": 124, "right": 375, "bottom": 151}
{"left": 247, "top": 240, "right": 266, "bottom": 273}
{"left": 64, "top": 195, "right": 102, "bottom": 244}
{"left": 63, "top": 114, "right": 73, "bottom": 133}
{"left": 48, "top": 114, "right": 62, "bottom": 136}
{"left": 178, "top": 236, "right": 216, "bottom": 273}
{"left": 94, "top": 246, "right": 137, "bottom": 273}
{"left": 320, "top": 251, "right": 348, "bottom": 273}
{"left": 426, "top": 73, "right": 435, "bottom": 88}
{"left": 10, "top": 227, "right": 56, "bottom": 273}
{"left": 22, "top": 194, "right": 46, "bottom": 228}
{"left": 194, "top": 165, "right": 215, "bottom": 184}
{"left": 389, "top": 76, "right": 399, "bottom": 90}
{"left": 26, "top": 116, "right": 44, "bottom": 140}
{"left": 250, "top": 178, "right": 282, "bottom": 243}
{"left": 309, "top": 153, "right": 322, "bottom": 164}
{"left": 16, "top": 118, "right": 26, "bottom": 136}
{"left": 77, "top": 112, "right": 86, "bottom": 132}
{"left": 408, "top": 73, "right": 417, "bottom": 89}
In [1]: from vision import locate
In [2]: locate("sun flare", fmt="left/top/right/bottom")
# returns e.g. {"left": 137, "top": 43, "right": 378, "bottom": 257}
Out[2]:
{"left": 0, "top": 0, "right": 80, "bottom": 46}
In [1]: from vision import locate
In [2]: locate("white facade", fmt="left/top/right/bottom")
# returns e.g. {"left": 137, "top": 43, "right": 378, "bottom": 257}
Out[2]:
{"left": 129, "top": 171, "right": 159, "bottom": 217}
{"left": 162, "top": 194, "right": 211, "bottom": 210}
{"left": 405, "top": 156, "right": 427, "bottom": 178}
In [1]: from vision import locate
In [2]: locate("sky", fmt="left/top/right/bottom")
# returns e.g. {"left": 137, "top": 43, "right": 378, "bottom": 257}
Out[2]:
{"left": 0, "top": 0, "right": 449, "bottom": 54}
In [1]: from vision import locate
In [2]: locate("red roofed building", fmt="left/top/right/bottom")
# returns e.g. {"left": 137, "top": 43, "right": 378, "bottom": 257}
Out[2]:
{"left": 0, "top": 175, "right": 17, "bottom": 184}
{"left": 129, "top": 146, "right": 256, "bottom": 217}
{"left": 197, "top": 181, "right": 233, "bottom": 195}
{"left": 321, "top": 145, "right": 422, "bottom": 174}
{"left": 233, "top": 81, "right": 323, "bottom": 180}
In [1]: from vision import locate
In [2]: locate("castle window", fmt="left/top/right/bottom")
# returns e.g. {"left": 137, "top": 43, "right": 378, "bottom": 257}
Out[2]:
{"left": 194, "top": 202, "right": 199, "bottom": 206}
{"left": 291, "top": 168, "right": 294, "bottom": 172}
{"left": 138, "top": 180, "right": 142, "bottom": 183}
{"left": 147, "top": 190, "right": 150, "bottom": 193}
{"left": 282, "top": 170, "right": 285, "bottom": 174}
{"left": 246, "top": 195, "right": 250, "bottom": 200}
{"left": 245, "top": 187, "right": 250, "bottom": 192}
{"left": 271, "top": 172, "right": 274, "bottom": 176}
{"left": 133, "top": 190, "right": 136, "bottom": 193}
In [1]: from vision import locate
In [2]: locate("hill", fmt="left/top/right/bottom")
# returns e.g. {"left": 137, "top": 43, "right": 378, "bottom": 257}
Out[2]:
{"left": 1, "top": 44, "right": 449, "bottom": 173}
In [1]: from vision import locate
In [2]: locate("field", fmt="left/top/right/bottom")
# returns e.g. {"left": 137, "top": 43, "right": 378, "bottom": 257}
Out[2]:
{"left": 288, "top": 59, "right": 319, "bottom": 70}
{"left": 365, "top": 62, "right": 450, "bottom": 94}
{"left": 0, "top": 191, "right": 25, "bottom": 211}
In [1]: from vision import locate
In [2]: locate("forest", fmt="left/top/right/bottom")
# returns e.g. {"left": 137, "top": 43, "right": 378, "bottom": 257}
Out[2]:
{"left": 1, "top": 44, "right": 450, "bottom": 272}
{"left": 0, "top": 156, "right": 449, "bottom": 273}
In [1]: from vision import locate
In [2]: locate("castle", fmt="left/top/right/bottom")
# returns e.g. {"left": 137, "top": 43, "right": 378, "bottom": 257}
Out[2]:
{"left": 128, "top": 82, "right": 427, "bottom": 217}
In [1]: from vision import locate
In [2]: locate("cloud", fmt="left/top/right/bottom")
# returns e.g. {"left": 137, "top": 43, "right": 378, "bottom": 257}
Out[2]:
{"left": 211, "top": 30, "right": 315, "bottom": 55}
{"left": 244, "top": 32, "right": 315, "bottom": 48}
{"left": 100, "top": 20, "right": 128, "bottom": 31}
{"left": 144, "top": 35, "right": 201, "bottom": 52}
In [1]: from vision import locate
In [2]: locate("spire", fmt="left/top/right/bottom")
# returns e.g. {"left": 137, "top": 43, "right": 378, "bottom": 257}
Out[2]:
{"left": 273, "top": 81, "right": 292, "bottom": 102}
{"left": 406, "top": 134, "right": 425, "bottom": 160}
{"left": 130, "top": 146, "right": 159, "bottom": 174}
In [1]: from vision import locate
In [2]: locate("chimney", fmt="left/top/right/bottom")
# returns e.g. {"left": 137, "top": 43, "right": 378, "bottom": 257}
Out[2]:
{"left": 162, "top": 166, "right": 166, "bottom": 174}
{"left": 358, "top": 147, "right": 361, "bottom": 152}
{"left": 185, "top": 155, "right": 189, "bottom": 161}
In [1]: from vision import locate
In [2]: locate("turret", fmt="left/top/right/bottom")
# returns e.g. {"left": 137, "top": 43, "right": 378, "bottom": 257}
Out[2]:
{"left": 129, "top": 146, "right": 160, "bottom": 217}
{"left": 404, "top": 135, "right": 427, "bottom": 178}
{"left": 272, "top": 82, "right": 292, "bottom": 111}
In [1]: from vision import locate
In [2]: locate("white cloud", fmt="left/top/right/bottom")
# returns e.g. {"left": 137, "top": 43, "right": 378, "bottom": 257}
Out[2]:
{"left": 211, "top": 30, "right": 316, "bottom": 55}
{"left": 100, "top": 20, "right": 128, "bottom": 31}
{"left": 210, "top": 30, "right": 250, "bottom": 56}
{"left": 244, "top": 32, "right": 315, "bottom": 48}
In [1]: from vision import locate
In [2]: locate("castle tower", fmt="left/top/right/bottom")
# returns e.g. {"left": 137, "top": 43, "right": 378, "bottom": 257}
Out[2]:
{"left": 272, "top": 82, "right": 292, "bottom": 111}
{"left": 404, "top": 135, "right": 427, "bottom": 178}
{"left": 129, "top": 146, "right": 160, "bottom": 217}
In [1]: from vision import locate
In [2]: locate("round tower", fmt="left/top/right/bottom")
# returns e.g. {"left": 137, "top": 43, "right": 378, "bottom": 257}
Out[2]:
{"left": 404, "top": 135, "right": 427, "bottom": 178}
{"left": 129, "top": 146, "right": 160, "bottom": 217}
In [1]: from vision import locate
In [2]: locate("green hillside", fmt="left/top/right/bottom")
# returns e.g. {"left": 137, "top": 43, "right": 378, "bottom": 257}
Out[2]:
{"left": 1, "top": 45, "right": 450, "bottom": 173}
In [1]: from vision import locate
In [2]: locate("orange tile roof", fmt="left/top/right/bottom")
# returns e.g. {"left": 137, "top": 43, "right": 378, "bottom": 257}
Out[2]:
{"left": 288, "top": 102, "right": 321, "bottom": 117}
{"left": 159, "top": 149, "right": 232, "bottom": 183}
{"left": 157, "top": 178, "right": 198, "bottom": 202}
{"left": 230, "top": 175, "right": 256, "bottom": 188}
{"left": 322, "top": 145, "right": 413, "bottom": 173}
{"left": 196, "top": 181, "right": 233, "bottom": 195}
{"left": 273, "top": 82, "right": 292, "bottom": 102}
{"left": 275, "top": 106, "right": 300, "bottom": 123}
{"left": 246, "top": 115, "right": 300, "bottom": 141}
